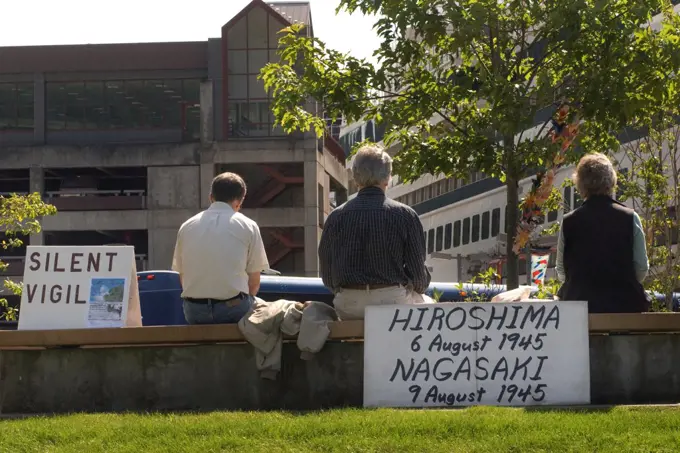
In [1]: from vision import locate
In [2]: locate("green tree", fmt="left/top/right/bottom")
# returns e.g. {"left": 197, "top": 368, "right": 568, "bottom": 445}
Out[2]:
{"left": 261, "top": 0, "right": 678, "bottom": 288}
{"left": 615, "top": 8, "right": 680, "bottom": 310}
{"left": 0, "top": 193, "right": 56, "bottom": 320}
{"left": 618, "top": 123, "right": 680, "bottom": 311}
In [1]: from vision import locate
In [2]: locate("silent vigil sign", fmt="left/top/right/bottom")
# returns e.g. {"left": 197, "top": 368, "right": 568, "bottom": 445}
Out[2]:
{"left": 17, "top": 246, "right": 142, "bottom": 330}
{"left": 363, "top": 302, "right": 590, "bottom": 407}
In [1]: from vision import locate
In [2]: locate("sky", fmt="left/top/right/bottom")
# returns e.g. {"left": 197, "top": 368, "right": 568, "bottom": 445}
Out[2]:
{"left": 0, "top": 0, "right": 381, "bottom": 62}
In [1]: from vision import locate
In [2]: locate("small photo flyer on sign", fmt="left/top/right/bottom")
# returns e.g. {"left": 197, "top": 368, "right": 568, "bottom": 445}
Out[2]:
{"left": 87, "top": 278, "right": 126, "bottom": 328}
{"left": 363, "top": 301, "right": 590, "bottom": 408}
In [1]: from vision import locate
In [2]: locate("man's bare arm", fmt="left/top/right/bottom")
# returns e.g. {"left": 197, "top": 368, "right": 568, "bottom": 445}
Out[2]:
{"left": 246, "top": 224, "right": 269, "bottom": 296}
{"left": 171, "top": 231, "right": 183, "bottom": 288}
{"left": 248, "top": 272, "right": 261, "bottom": 296}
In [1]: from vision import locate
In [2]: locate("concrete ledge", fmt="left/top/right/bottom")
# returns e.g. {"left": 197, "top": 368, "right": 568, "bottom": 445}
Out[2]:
{"left": 2, "top": 314, "right": 680, "bottom": 350}
{"left": 0, "top": 143, "right": 200, "bottom": 169}
{"left": 0, "top": 321, "right": 365, "bottom": 349}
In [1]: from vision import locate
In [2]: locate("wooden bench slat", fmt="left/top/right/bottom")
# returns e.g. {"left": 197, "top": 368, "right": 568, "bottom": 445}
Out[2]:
{"left": 589, "top": 313, "right": 680, "bottom": 333}
{"left": 0, "top": 320, "right": 366, "bottom": 348}
{"left": 1, "top": 314, "right": 679, "bottom": 349}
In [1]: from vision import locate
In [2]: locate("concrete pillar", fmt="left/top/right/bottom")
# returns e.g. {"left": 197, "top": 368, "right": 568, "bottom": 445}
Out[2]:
{"left": 303, "top": 159, "right": 320, "bottom": 276}
{"left": 29, "top": 166, "right": 44, "bottom": 245}
{"left": 200, "top": 163, "right": 215, "bottom": 209}
{"left": 33, "top": 73, "right": 45, "bottom": 144}
{"left": 146, "top": 166, "right": 200, "bottom": 269}
{"left": 207, "top": 39, "right": 224, "bottom": 141}
{"left": 199, "top": 81, "right": 214, "bottom": 145}
{"left": 148, "top": 228, "right": 178, "bottom": 270}
{"left": 29, "top": 165, "right": 43, "bottom": 195}
{"left": 147, "top": 166, "right": 200, "bottom": 210}
{"left": 323, "top": 171, "right": 331, "bottom": 221}
{"left": 303, "top": 225, "right": 322, "bottom": 277}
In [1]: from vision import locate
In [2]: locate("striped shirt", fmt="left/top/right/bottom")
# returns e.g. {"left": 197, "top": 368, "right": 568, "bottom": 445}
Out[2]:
{"left": 318, "top": 186, "right": 431, "bottom": 293}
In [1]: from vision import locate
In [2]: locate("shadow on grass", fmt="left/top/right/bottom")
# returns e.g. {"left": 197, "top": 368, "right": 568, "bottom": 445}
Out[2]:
{"left": 3, "top": 403, "right": 680, "bottom": 421}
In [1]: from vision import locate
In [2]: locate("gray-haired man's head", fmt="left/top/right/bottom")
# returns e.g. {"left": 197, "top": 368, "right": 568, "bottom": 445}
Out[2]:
{"left": 352, "top": 145, "right": 392, "bottom": 190}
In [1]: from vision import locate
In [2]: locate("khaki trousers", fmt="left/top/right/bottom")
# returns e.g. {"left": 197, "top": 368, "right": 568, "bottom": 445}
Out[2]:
{"left": 332, "top": 285, "right": 434, "bottom": 320}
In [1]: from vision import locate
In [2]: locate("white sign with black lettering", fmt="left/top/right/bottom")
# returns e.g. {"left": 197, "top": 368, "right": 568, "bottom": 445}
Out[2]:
{"left": 17, "top": 246, "right": 142, "bottom": 330}
{"left": 364, "top": 302, "right": 590, "bottom": 407}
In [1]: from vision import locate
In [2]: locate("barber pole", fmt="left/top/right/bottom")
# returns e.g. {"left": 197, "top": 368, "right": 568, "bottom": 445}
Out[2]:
{"left": 531, "top": 254, "right": 550, "bottom": 286}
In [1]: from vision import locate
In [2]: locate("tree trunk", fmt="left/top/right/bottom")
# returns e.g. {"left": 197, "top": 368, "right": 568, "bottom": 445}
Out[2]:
{"left": 505, "top": 175, "right": 520, "bottom": 290}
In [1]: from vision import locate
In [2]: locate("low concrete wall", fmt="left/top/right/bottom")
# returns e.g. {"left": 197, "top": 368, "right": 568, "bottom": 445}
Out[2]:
{"left": 590, "top": 334, "right": 680, "bottom": 404}
{"left": 0, "top": 343, "right": 363, "bottom": 414}
{"left": 0, "top": 334, "right": 678, "bottom": 413}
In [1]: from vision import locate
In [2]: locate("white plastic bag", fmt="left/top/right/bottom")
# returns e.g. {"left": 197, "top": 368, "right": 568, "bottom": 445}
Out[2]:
{"left": 491, "top": 285, "right": 533, "bottom": 302}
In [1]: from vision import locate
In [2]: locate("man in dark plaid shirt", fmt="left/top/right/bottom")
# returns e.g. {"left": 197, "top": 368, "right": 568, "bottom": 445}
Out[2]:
{"left": 318, "top": 145, "right": 433, "bottom": 319}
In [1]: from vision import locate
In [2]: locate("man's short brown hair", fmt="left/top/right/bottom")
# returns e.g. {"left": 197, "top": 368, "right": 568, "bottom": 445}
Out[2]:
{"left": 211, "top": 172, "right": 247, "bottom": 204}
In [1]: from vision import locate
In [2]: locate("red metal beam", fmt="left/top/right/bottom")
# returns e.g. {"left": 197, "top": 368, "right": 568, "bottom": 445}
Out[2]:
{"left": 261, "top": 165, "right": 304, "bottom": 184}
{"left": 250, "top": 179, "right": 286, "bottom": 207}
{"left": 269, "top": 230, "right": 303, "bottom": 249}
{"left": 268, "top": 245, "right": 292, "bottom": 267}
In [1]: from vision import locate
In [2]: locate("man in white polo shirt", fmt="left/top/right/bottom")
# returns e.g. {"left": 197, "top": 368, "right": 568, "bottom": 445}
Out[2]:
{"left": 172, "top": 172, "right": 270, "bottom": 324}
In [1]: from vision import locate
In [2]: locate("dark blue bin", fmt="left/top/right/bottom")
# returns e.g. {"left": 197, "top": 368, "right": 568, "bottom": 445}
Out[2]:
{"left": 137, "top": 271, "right": 187, "bottom": 326}
{"left": 258, "top": 276, "right": 334, "bottom": 304}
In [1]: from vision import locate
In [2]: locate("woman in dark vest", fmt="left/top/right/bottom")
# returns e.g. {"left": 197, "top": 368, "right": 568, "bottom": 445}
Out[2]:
{"left": 556, "top": 153, "right": 650, "bottom": 313}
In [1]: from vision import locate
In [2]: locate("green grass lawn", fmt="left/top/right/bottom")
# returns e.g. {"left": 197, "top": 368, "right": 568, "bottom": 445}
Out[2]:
{"left": 0, "top": 407, "right": 679, "bottom": 452}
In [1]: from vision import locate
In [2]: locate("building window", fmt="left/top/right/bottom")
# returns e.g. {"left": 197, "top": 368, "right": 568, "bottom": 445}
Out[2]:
{"left": 462, "top": 217, "right": 470, "bottom": 245}
{"left": 453, "top": 220, "right": 461, "bottom": 248}
{"left": 427, "top": 228, "right": 435, "bottom": 254}
{"left": 574, "top": 191, "right": 583, "bottom": 209}
{"left": 226, "top": 6, "right": 288, "bottom": 137}
{"left": 45, "top": 79, "right": 200, "bottom": 139}
{"left": 564, "top": 186, "right": 572, "bottom": 213}
{"left": 471, "top": 214, "right": 480, "bottom": 243}
{"left": 435, "top": 225, "right": 443, "bottom": 252}
{"left": 547, "top": 209, "right": 558, "bottom": 223}
{"left": 491, "top": 208, "right": 501, "bottom": 237}
{"left": 481, "top": 211, "right": 490, "bottom": 240}
{"left": 0, "top": 82, "right": 34, "bottom": 131}
{"left": 444, "top": 223, "right": 452, "bottom": 249}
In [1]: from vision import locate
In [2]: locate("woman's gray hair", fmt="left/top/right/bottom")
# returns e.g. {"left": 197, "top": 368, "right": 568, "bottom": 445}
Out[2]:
{"left": 573, "top": 152, "right": 617, "bottom": 199}
{"left": 352, "top": 144, "right": 393, "bottom": 187}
